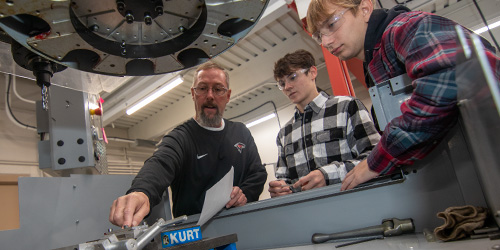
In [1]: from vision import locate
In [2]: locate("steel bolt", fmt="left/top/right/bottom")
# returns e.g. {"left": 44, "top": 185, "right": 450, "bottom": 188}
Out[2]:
{"left": 116, "top": 0, "right": 125, "bottom": 11}
{"left": 155, "top": 5, "right": 163, "bottom": 16}
{"left": 144, "top": 14, "right": 153, "bottom": 26}
{"left": 125, "top": 12, "right": 134, "bottom": 24}
{"left": 75, "top": 220, "right": 79, "bottom": 224}
{"left": 90, "top": 24, "right": 99, "bottom": 32}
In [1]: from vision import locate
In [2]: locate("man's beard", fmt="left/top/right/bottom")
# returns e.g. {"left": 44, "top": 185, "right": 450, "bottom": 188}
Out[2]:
{"left": 198, "top": 106, "right": 223, "bottom": 127}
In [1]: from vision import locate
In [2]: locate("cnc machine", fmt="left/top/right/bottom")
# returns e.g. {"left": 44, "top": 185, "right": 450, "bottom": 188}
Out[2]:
{"left": 0, "top": 1, "right": 499, "bottom": 250}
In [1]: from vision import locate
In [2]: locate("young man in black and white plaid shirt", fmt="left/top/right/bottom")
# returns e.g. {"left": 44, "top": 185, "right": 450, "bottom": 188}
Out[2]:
{"left": 268, "top": 49, "right": 380, "bottom": 197}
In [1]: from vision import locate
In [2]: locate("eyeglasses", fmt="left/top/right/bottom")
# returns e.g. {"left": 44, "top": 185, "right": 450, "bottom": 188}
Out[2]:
{"left": 311, "top": 8, "right": 350, "bottom": 45}
{"left": 276, "top": 68, "right": 309, "bottom": 90}
{"left": 193, "top": 85, "right": 228, "bottom": 96}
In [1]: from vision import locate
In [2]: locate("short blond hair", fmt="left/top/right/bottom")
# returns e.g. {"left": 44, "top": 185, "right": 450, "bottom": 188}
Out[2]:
{"left": 306, "top": 0, "right": 371, "bottom": 34}
{"left": 193, "top": 61, "right": 230, "bottom": 88}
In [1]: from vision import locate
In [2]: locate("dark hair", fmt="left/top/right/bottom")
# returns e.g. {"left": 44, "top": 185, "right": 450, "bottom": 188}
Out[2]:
{"left": 273, "top": 49, "right": 316, "bottom": 80}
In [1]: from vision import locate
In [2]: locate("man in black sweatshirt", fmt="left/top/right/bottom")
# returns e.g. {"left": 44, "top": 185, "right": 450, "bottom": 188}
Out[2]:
{"left": 109, "top": 62, "right": 267, "bottom": 227}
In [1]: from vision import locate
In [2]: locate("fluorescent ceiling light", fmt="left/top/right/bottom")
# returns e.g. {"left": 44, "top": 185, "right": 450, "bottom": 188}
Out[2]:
{"left": 474, "top": 20, "right": 500, "bottom": 34}
{"left": 126, "top": 75, "right": 184, "bottom": 115}
{"left": 246, "top": 113, "right": 276, "bottom": 128}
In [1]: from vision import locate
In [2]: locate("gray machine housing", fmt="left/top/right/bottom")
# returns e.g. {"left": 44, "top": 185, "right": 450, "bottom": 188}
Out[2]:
{"left": 455, "top": 28, "right": 500, "bottom": 226}
{"left": 37, "top": 85, "right": 107, "bottom": 175}
{"left": 369, "top": 73, "right": 413, "bottom": 130}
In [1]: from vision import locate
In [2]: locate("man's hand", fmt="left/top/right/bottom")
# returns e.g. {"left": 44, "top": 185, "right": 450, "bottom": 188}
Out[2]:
{"left": 225, "top": 186, "right": 247, "bottom": 208}
{"left": 293, "top": 170, "right": 326, "bottom": 191}
{"left": 341, "top": 159, "right": 379, "bottom": 191}
{"left": 268, "top": 180, "right": 293, "bottom": 197}
{"left": 109, "top": 192, "right": 150, "bottom": 228}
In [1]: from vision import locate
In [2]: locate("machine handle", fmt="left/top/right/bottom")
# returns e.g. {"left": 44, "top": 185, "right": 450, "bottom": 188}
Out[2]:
{"left": 311, "top": 225, "right": 384, "bottom": 244}
{"left": 311, "top": 218, "right": 414, "bottom": 244}
{"left": 311, "top": 233, "right": 334, "bottom": 244}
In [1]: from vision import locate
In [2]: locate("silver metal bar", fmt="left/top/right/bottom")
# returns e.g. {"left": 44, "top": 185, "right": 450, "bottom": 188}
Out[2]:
{"left": 135, "top": 215, "right": 188, "bottom": 250}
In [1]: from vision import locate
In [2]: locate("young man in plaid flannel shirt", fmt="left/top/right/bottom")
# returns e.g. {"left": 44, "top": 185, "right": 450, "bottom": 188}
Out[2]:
{"left": 268, "top": 49, "right": 380, "bottom": 197}
{"left": 306, "top": 0, "right": 500, "bottom": 190}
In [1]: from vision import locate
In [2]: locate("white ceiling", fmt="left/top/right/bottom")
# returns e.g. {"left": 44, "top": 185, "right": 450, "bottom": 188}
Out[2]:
{"left": 3, "top": 0, "right": 500, "bottom": 142}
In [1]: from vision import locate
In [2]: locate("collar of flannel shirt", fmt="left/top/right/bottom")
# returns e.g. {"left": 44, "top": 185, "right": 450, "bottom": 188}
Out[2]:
{"left": 293, "top": 91, "right": 329, "bottom": 122}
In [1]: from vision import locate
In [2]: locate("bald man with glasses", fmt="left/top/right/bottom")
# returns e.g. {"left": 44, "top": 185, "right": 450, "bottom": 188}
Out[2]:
{"left": 268, "top": 49, "right": 380, "bottom": 197}
{"left": 109, "top": 62, "right": 267, "bottom": 227}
